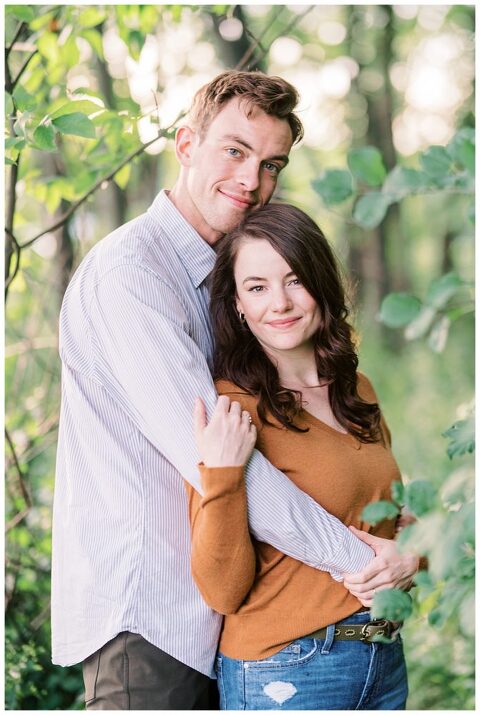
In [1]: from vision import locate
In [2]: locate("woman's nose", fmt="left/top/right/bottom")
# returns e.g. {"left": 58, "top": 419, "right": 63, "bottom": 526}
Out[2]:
{"left": 270, "top": 288, "right": 292, "bottom": 312}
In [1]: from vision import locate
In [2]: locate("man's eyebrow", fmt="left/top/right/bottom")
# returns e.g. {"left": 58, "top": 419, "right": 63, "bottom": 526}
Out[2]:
{"left": 221, "top": 134, "right": 289, "bottom": 166}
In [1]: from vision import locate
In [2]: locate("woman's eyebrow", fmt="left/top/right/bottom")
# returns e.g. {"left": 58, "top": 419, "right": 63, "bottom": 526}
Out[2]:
{"left": 242, "top": 271, "right": 296, "bottom": 285}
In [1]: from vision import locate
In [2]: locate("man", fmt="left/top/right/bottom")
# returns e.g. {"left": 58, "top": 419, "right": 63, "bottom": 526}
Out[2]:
{"left": 52, "top": 71, "right": 419, "bottom": 709}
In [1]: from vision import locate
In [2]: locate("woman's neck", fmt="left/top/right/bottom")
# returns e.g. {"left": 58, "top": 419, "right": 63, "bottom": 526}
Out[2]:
{"left": 265, "top": 345, "right": 322, "bottom": 389}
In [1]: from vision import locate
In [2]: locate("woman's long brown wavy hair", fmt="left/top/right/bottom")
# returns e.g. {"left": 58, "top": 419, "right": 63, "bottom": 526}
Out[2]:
{"left": 209, "top": 203, "right": 381, "bottom": 443}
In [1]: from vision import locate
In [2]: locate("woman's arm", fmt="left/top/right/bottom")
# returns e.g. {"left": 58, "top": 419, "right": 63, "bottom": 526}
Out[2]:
{"left": 185, "top": 396, "right": 257, "bottom": 614}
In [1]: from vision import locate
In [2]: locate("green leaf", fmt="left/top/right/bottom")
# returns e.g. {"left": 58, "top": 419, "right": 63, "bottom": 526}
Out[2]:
{"left": 45, "top": 180, "right": 63, "bottom": 214}
{"left": 80, "top": 29, "right": 104, "bottom": 59}
{"left": 12, "top": 85, "right": 37, "bottom": 112}
{"left": 37, "top": 32, "right": 59, "bottom": 64}
{"left": 447, "top": 128, "right": 475, "bottom": 176}
{"left": 52, "top": 112, "right": 96, "bottom": 139}
{"left": 404, "top": 480, "right": 436, "bottom": 517}
{"left": 382, "top": 166, "right": 431, "bottom": 200}
{"left": 311, "top": 169, "right": 354, "bottom": 206}
{"left": 391, "top": 481, "right": 405, "bottom": 505}
{"left": 442, "top": 416, "right": 475, "bottom": 459}
{"left": 51, "top": 100, "right": 105, "bottom": 119}
{"left": 5, "top": 91, "right": 14, "bottom": 116}
{"left": 379, "top": 293, "right": 422, "bottom": 328}
{"left": 60, "top": 34, "right": 80, "bottom": 68}
{"left": 459, "top": 592, "right": 475, "bottom": 636}
{"left": 78, "top": 7, "right": 107, "bottom": 28}
{"left": 361, "top": 500, "right": 399, "bottom": 525}
{"left": 5, "top": 136, "right": 26, "bottom": 162}
{"left": 8, "top": 5, "right": 35, "bottom": 22}
{"left": 426, "top": 272, "right": 463, "bottom": 309}
{"left": 348, "top": 147, "right": 386, "bottom": 187}
{"left": 4, "top": 137, "right": 26, "bottom": 150}
{"left": 33, "top": 123, "right": 57, "bottom": 152}
{"left": 113, "top": 164, "right": 131, "bottom": 190}
{"left": 428, "top": 315, "right": 451, "bottom": 353}
{"left": 353, "top": 192, "right": 391, "bottom": 229}
{"left": 372, "top": 588, "right": 413, "bottom": 621}
{"left": 413, "top": 570, "right": 433, "bottom": 588}
{"left": 420, "top": 146, "right": 453, "bottom": 178}
{"left": 404, "top": 305, "right": 436, "bottom": 340}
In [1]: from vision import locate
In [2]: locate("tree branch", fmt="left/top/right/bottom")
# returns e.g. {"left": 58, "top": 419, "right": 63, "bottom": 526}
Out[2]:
{"left": 5, "top": 228, "right": 21, "bottom": 298}
{"left": 5, "top": 21, "right": 25, "bottom": 63}
{"left": 235, "top": 6, "right": 285, "bottom": 69}
{"left": 11, "top": 49, "right": 38, "bottom": 92}
{"left": 19, "top": 113, "right": 184, "bottom": 250}
{"left": 5, "top": 428, "right": 32, "bottom": 533}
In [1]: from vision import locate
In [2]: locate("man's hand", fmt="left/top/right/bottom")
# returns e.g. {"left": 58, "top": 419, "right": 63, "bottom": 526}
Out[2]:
{"left": 342, "top": 526, "right": 419, "bottom": 607}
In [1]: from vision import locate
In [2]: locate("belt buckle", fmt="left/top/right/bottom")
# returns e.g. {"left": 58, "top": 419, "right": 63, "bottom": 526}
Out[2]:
{"left": 360, "top": 618, "right": 395, "bottom": 643}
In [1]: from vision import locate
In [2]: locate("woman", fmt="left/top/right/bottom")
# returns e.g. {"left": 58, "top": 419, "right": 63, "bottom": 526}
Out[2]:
{"left": 185, "top": 203, "right": 411, "bottom": 710}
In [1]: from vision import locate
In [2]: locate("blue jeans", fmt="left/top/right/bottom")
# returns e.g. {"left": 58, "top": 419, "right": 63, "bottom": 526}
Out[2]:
{"left": 216, "top": 611, "right": 408, "bottom": 710}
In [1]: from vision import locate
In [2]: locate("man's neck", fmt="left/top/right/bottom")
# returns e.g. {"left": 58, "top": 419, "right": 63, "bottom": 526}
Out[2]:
{"left": 168, "top": 182, "right": 223, "bottom": 246}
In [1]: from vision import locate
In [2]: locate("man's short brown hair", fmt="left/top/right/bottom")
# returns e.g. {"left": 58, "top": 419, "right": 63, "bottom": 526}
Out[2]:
{"left": 188, "top": 70, "right": 304, "bottom": 145}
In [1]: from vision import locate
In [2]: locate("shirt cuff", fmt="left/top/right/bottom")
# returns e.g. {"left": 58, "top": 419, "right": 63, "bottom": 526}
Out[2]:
{"left": 323, "top": 529, "right": 375, "bottom": 581}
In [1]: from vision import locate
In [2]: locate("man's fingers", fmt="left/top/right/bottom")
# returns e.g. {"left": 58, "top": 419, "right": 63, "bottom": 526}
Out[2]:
{"left": 343, "top": 561, "right": 383, "bottom": 586}
{"left": 348, "top": 525, "right": 382, "bottom": 550}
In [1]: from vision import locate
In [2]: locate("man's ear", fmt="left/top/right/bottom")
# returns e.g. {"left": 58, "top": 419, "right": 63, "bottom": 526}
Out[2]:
{"left": 175, "top": 126, "right": 197, "bottom": 167}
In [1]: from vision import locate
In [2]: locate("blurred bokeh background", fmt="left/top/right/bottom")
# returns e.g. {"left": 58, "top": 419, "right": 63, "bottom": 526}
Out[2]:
{"left": 5, "top": 4, "right": 474, "bottom": 709}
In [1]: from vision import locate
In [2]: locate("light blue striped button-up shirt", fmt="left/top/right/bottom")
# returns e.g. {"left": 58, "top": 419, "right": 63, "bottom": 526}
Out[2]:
{"left": 51, "top": 190, "right": 373, "bottom": 675}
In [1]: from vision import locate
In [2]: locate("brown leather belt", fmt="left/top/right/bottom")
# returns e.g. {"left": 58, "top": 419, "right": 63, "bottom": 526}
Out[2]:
{"left": 308, "top": 618, "right": 403, "bottom": 643}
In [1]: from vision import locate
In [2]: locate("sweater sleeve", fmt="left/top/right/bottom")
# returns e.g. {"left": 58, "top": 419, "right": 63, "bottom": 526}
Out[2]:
{"left": 185, "top": 465, "right": 256, "bottom": 615}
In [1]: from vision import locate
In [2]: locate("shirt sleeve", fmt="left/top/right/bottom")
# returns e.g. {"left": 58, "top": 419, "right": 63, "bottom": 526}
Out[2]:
{"left": 185, "top": 466, "right": 256, "bottom": 614}
{"left": 90, "top": 264, "right": 374, "bottom": 578}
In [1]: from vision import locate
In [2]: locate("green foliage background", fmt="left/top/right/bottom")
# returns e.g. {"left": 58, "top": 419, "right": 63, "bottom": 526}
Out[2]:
{"left": 5, "top": 4, "right": 474, "bottom": 710}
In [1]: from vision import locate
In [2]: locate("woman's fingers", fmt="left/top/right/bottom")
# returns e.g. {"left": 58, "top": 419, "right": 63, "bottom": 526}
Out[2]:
{"left": 242, "top": 410, "right": 252, "bottom": 425}
{"left": 193, "top": 397, "right": 207, "bottom": 441}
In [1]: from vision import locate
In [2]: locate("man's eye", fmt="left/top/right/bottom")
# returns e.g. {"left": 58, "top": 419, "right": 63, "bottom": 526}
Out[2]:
{"left": 264, "top": 162, "right": 280, "bottom": 175}
{"left": 227, "top": 147, "right": 241, "bottom": 157}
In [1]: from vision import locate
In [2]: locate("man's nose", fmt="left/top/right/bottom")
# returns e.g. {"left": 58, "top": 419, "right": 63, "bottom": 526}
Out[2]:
{"left": 237, "top": 158, "right": 260, "bottom": 192}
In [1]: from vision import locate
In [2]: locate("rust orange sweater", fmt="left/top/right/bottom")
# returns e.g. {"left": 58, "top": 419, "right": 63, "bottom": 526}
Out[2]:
{"left": 185, "top": 373, "right": 402, "bottom": 661}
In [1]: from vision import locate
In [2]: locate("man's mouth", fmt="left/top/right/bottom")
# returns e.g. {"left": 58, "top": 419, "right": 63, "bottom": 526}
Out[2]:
{"left": 219, "top": 190, "right": 256, "bottom": 209}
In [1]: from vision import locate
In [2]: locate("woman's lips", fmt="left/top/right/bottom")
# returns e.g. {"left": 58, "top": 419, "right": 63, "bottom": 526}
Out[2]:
{"left": 267, "top": 317, "right": 301, "bottom": 328}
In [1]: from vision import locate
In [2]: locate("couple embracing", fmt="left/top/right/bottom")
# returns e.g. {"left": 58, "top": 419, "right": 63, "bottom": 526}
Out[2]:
{"left": 52, "top": 70, "right": 423, "bottom": 710}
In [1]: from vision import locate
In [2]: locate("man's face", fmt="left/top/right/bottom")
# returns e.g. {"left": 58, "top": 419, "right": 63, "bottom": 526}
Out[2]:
{"left": 179, "top": 98, "right": 294, "bottom": 244}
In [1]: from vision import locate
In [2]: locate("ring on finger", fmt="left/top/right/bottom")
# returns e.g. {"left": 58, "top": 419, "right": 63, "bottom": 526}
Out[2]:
{"left": 243, "top": 410, "right": 252, "bottom": 424}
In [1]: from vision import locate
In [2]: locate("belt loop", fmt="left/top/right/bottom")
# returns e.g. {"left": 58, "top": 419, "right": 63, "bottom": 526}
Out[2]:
{"left": 321, "top": 623, "right": 335, "bottom": 654}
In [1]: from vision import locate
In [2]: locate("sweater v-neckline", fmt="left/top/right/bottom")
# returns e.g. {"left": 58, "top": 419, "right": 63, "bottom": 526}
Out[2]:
{"left": 300, "top": 409, "right": 361, "bottom": 450}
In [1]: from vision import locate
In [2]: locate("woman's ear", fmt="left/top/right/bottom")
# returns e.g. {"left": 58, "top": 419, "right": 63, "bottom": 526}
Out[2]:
{"left": 175, "top": 125, "right": 196, "bottom": 167}
{"left": 235, "top": 297, "right": 244, "bottom": 315}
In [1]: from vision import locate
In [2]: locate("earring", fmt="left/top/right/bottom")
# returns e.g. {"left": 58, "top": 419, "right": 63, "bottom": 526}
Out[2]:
{"left": 238, "top": 311, "right": 246, "bottom": 324}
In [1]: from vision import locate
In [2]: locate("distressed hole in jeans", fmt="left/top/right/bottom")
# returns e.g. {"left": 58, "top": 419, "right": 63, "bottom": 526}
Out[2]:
{"left": 263, "top": 681, "right": 297, "bottom": 705}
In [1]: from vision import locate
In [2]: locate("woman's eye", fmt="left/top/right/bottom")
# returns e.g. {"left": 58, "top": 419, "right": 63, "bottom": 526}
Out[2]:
{"left": 289, "top": 278, "right": 302, "bottom": 286}
{"left": 248, "top": 285, "right": 264, "bottom": 293}
{"left": 227, "top": 147, "right": 241, "bottom": 157}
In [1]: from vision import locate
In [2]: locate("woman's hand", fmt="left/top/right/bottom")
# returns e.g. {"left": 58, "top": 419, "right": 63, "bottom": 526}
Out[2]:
{"left": 194, "top": 395, "right": 257, "bottom": 468}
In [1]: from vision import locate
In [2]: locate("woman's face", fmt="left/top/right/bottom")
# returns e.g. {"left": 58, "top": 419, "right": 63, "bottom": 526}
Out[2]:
{"left": 234, "top": 238, "right": 321, "bottom": 356}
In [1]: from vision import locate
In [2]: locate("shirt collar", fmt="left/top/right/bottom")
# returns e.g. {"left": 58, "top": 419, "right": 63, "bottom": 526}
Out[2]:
{"left": 147, "top": 189, "right": 216, "bottom": 288}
